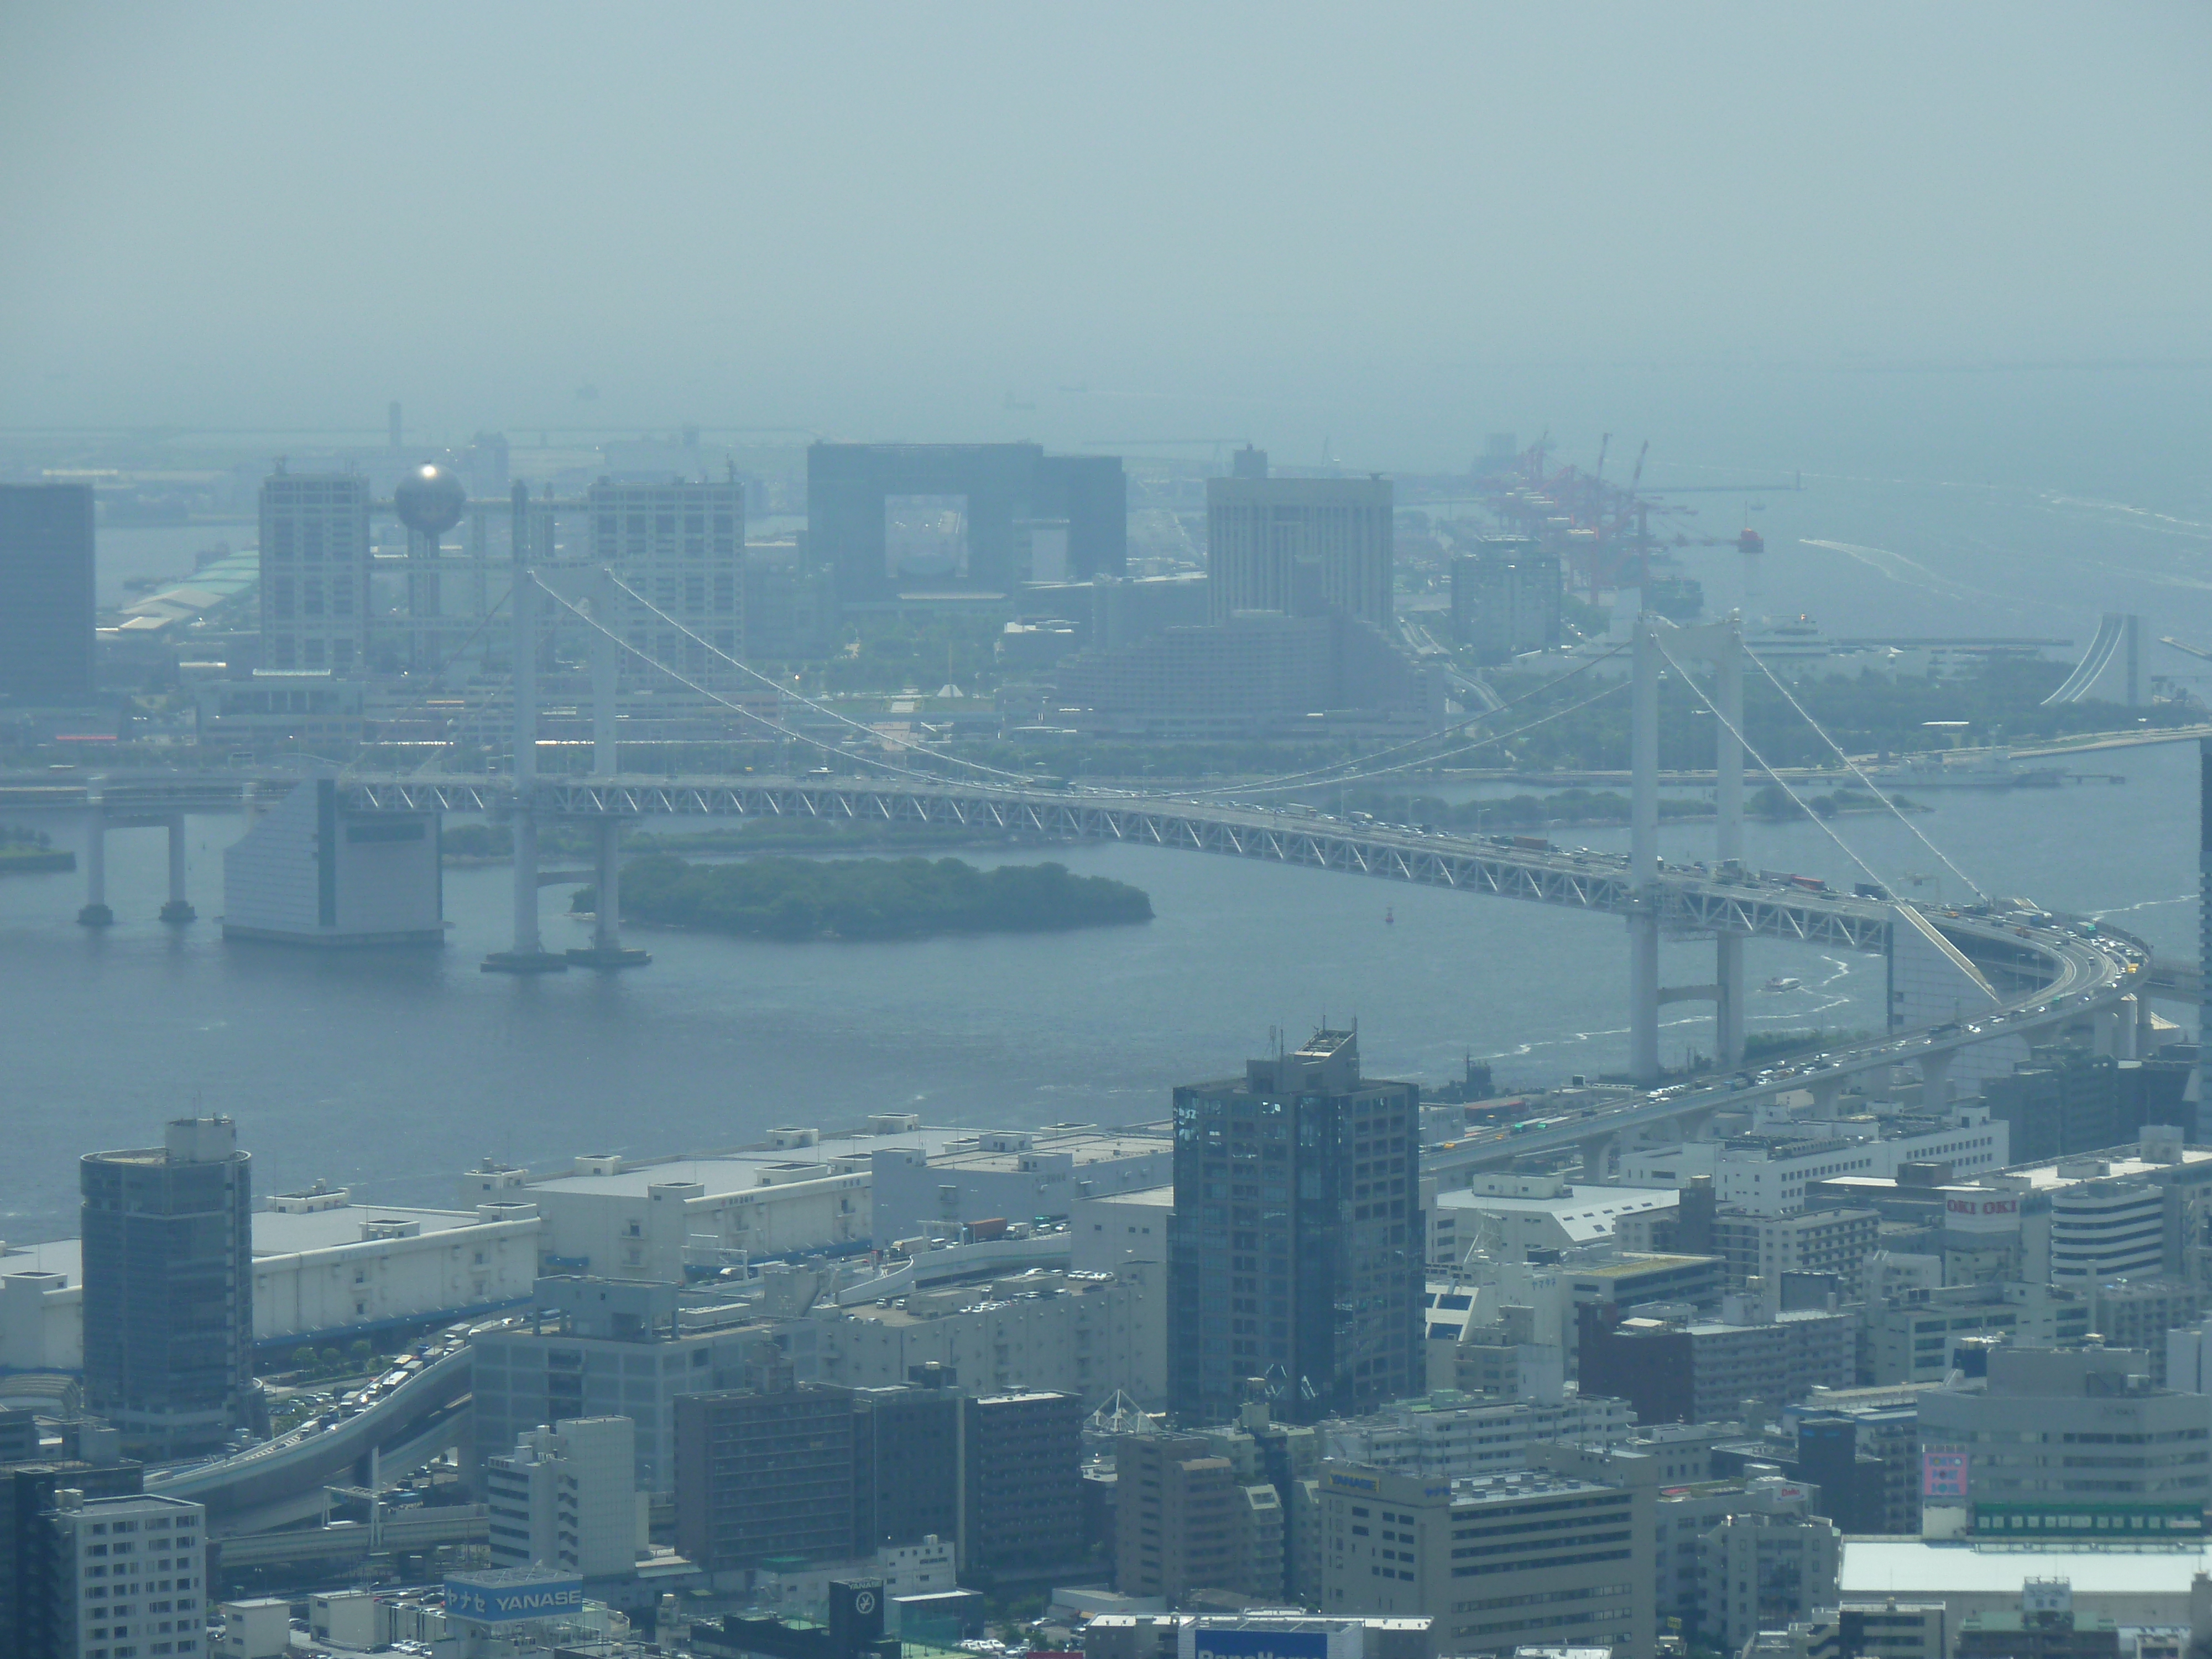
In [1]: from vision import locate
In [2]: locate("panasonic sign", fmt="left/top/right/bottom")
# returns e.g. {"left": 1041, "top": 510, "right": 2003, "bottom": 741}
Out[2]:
{"left": 445, "top": 1571, "right": 585, "bottom": 1624}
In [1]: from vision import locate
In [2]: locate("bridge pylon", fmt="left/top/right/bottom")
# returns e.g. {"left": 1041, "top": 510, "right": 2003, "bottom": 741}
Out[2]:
{"left": 1629, "top": 612, "right": 1746, "bottom": 1083}
{"left": 483, "top": 482, "right": 567, "bottom": 974}
{"left": 565, "top": 568, "right": 650, "bottom": 969}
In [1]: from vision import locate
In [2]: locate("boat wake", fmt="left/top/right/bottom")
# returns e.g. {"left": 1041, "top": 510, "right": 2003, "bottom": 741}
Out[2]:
{"left": 1799, "top": 538, "right": 2012, "bottom": 607}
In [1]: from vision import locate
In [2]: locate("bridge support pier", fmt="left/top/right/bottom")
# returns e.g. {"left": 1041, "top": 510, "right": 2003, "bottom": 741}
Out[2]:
{"left": 483, "top": 504, "right": 568, "bottom": 975}
{"left": 1807, "top": 1074, "right": 1844, "bottom": 1114}
{"left": 1629, "top": 917, "right": 1661, "bottom": 1084}
{"left": 1629, "top": 618, "right": 1662, "bottom": 1084}
{"left": 1715, "top": 934, "right": 1745, "bottom": 1069}
{"left": 77, "top": 806, "right": 111, "bottom": 927}
{"left": 159, "top": 814, "right": 195, "bottom": 923}
{"left": 568, "top": 818, "right": 649, "bottom": 968}
{"left": 1578, "top": 1131, "right": 1616, "bottom": 1182}
{"left": 1713, "top": 620, "right": 1746, "bottom": 1067}
{"left": 1917, "top": 1048, "right": 1955, "bottom": 1105}
{"left": 482, "top": 806, "right": 566, "bottom": 974}
{"left": 482, "top": 808, "right": 565, "bottom": 973}
{"left": 2096, "top": 995, "right": 2140, "bottom": 1061}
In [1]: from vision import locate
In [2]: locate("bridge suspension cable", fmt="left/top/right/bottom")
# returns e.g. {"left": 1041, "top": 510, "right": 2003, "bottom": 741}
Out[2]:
{"left": 1741, "top": 646, "right": 1990, "bottom": 904}
{"left": 1217, "top": 676, "right": 1630, "bottom": 797}
{"left": 338, "top": 588, "right": 515, "bottom": 782}
{"left": 1175, "top": 643, "right": 1630, "bottom": 800}
{"left": 592, "top": 571, "right": 1041, "bottom": 786}
{"left": 1650, "top": 633, "right": 1906, "bottom": 902}
{"left": 532, "top": 582, "right": 1006, "bottom": 791}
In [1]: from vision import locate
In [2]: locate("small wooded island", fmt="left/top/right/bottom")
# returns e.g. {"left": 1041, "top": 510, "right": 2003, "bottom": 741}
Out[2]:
{"left": 571, "top": 854, "right": 1154, "bottom": 942}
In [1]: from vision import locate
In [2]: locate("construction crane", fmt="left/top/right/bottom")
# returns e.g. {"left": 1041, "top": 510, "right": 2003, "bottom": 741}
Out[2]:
{"left": 1476, "top": 434, "right": 1694, "bottom": 600}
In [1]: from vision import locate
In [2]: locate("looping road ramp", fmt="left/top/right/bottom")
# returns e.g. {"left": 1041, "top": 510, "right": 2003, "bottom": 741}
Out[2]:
{"left": 2043, "top": 613, "right": 2126, "bottom": 705}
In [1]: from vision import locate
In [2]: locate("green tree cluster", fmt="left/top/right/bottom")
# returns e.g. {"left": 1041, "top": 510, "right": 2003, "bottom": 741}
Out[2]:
{"left": 575, "top": 854, "right": 1152, "bottom": 941}
{"left": 821, "top": 612, "right": 1006, "bottom": 695}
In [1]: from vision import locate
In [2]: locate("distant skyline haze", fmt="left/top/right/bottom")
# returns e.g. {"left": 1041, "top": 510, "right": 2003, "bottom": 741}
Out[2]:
{"left": 2, "top": 1, "right": 2206, "bottom": 477}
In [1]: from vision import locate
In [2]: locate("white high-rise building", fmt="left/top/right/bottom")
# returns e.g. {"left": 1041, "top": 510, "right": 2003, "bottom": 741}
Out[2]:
{"left": 47, "top": 1490, "right": 208, "bottom": 1659}
{"left": 259, "top": 471, "right": 371, "bottom": 672}
{"left": 586, "top": 479, "right": 744, "bottom": 684}
{"left": 484, "top": 1415, "right": 642, "bottom": 1578}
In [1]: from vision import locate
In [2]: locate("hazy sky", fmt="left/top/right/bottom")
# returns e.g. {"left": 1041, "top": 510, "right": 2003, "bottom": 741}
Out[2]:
{"left": 4, "top": 2, "right": 2207, "bottom": 469}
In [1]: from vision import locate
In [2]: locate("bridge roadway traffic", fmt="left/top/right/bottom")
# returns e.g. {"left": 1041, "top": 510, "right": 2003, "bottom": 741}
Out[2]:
{"left": 1427, "top": 903, "right": 2138, "bottom": 1181}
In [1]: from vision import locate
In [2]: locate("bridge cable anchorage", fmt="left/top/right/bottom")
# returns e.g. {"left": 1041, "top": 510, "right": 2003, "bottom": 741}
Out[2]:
{"left": 337, "top": 587, "right": 515, "bottom": 781}
{"left": 534, "top": 584, "right": 1019, "bottom": 790}
{"left": 1194, "top": 675, "right": 1632, "bottom": 800}
{"left": 1741, "top": 646, "right": 1990, "bottom": 905}
{"left": 1173, "top": 640, "right": 1631, "bottom": 800}
{"left": 1649, "top": 634, "right": 1905, "bottom": 902}
{"left": 592, "top": 571, "right": 1042, "bottom": 786}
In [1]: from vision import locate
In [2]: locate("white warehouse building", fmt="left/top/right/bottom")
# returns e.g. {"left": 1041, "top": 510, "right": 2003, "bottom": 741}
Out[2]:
{"left": 0, "top": 1183, "right": 541, "bottom": 1378}
{"left": 1621, "top": 1108, "right": 2008, "bottom": 1216}
{"left": 465, "top": 1119, "right": 1173, "bottom": 1283}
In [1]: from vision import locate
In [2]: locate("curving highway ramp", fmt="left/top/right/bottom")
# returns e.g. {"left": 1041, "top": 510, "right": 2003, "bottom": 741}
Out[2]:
{"left": 145, "top": 1346, "right": 474, "bottom": 1534}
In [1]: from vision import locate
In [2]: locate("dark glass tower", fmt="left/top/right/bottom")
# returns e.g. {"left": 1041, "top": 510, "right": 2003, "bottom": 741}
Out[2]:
{"left": 0, "top": 483, "right": 95, "bottom": 702}
{"left": 1168, "top": 1029, "right": 1422, "bottom": 1425}
{"left": 80, "top": 1118, "right": 254, "bottom": 1459}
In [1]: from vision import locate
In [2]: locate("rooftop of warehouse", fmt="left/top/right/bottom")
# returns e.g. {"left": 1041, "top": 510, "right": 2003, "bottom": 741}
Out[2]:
{"left": 1840, "top": 1537, "right": 2212, "bottom": 1595}
{"left": 1980, "top": 1143, "right": 2212, "bottom": 1194}
{"left": 881, "top": 1125, "right": 1173, "bottom": 1173}
{"left": 1, "top": 1202, "right": 511, "bottom": 1287}
{"left": 521, "top": 1123, "right": 1170, "bottom": 1197}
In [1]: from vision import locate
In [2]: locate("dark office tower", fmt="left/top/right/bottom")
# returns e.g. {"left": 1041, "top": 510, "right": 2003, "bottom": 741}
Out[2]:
{"left": 587, "top": 478, "right": 745, "bottom": 680}
{"left": 852, "top": 1384, "right": 958, "bottom": 1552}
{"left": 1033, "top": 454, "right": 1128, "bottom": 580}
{"left": 0, "top": 483, "right": 96, "bottom": 702}
{"left": 1205, "top": 473, "right": 1394, "bottom": 625}
{"left": 806, "top": 443, "right": 1126, "bottom": 605}
{"left": 674, "top": 1385, "right": 856, "bottom": 1573}
{"left": 1170, "top": 1029, "right": 1422, "bottom": 1426}
{"left": 80, "top": 1118, "right": 254, "bottom": 1460}
{"left": 259, "top": 470, "right": 371, "bottom": 672}
{"left": 956, "top": 1391, "right": 1084, "bottom": 1577}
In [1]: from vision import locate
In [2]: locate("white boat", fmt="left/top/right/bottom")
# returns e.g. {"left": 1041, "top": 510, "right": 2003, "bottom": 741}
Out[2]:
{"left": 1762, "top": 976, "right": 1802, "bottom": 993}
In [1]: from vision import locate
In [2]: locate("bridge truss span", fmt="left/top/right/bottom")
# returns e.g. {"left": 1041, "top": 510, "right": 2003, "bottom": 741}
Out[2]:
{"left": 504, "top": 774, "right": 1898, "bottom": 952}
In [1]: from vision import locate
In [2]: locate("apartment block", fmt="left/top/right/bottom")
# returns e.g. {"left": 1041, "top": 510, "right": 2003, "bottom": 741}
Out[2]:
{"left": 1317, "top": 1465, "right": 1652, "bottom": 1658}
{"left": 1114, "top": 1433, "right": 1284, "bottom": 1606}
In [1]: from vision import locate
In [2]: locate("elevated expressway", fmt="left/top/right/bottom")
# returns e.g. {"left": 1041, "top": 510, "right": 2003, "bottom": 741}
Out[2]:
{"left": 142, "top": 1345, "right": 476, "bottom": 1536}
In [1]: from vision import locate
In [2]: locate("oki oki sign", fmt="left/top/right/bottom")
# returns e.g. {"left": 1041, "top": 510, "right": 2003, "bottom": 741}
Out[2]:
{"left": 1945, "top": 1194, "right": 2018, "bottom": 1233}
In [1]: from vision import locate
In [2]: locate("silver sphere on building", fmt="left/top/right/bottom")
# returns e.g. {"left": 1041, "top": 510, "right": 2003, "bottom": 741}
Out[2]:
{"left": 394, "top": 463, "right": 467, "bottom": 536}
